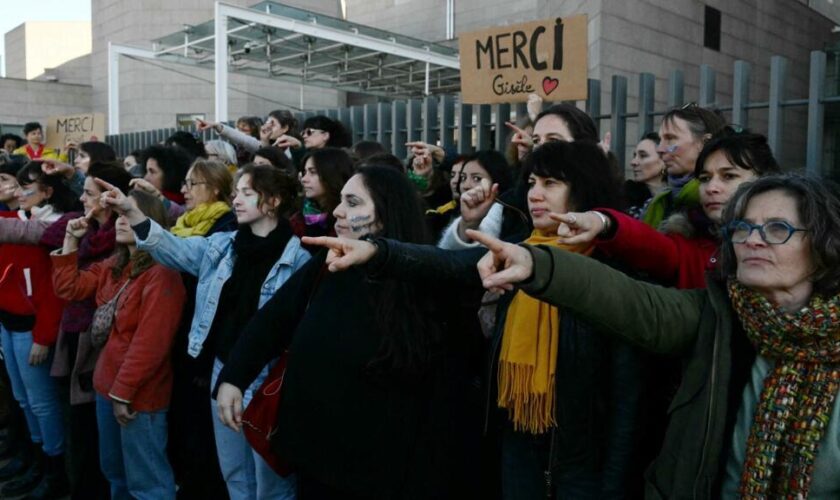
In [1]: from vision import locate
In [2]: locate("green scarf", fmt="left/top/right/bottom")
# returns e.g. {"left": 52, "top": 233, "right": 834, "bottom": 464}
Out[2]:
{"left": 170, "top": 201, "right": 231, "bottom": 237}
{"left": 728, "top": 280, "right": 840, "bottom": 498}
{"left": 641, "top": 178, "right": 700, "bottom": 229}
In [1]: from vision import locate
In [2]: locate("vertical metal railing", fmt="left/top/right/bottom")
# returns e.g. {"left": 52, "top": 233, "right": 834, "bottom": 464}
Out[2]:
{"left": 106, "top": 50, "right": 838, "bottom": 177}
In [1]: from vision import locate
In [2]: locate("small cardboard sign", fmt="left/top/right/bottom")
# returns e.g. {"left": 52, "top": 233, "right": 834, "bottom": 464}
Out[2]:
{"left": 44, "top": 113, "right": 106, "bottom": 150}
{"left": 459, "top": 15, "right": 588, "bottom": 104}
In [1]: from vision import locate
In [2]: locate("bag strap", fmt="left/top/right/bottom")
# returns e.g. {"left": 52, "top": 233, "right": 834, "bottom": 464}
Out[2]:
{"left": 110, "top": 279, "right": 131, "bottom": 304}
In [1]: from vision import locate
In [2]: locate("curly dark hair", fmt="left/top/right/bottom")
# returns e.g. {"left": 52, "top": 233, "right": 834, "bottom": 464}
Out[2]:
{"left": 720, "top": 174, "right": 840, "bottom": 296}
{"left": 140, "top": 145, "right": 192, "bottom": 193}
{"left": 236, "top": 163, "right": 301, "bottom": 218}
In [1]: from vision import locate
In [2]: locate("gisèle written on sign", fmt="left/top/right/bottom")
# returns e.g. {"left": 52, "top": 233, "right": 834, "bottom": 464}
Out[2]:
{"left": 458, "top": 15, "right": 588, "bottom": 104}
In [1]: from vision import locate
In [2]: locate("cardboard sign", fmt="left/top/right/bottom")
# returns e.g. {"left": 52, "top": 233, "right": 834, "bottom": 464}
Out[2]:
{"left": 44, "top": 113, "right": 106, "bottom": 150}
{"left": 459, "top": 16, "right": 588, "bottom": 104}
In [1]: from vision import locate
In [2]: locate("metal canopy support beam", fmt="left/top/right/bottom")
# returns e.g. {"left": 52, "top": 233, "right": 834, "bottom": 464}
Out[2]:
{"left": 216, "top": 2, "right": 460, "bottom": 69}
{"left": 108, "top": 43, "right": 158, "bottom": 135}
{"left": 215, "top": 2, "right": 229, "bottom": 123}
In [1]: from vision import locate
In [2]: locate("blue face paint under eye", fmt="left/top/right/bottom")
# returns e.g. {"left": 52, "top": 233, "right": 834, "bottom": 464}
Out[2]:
{"left": 348, "top": 215, "right": 374, "bottom": 232}
{"left": 663, "top": 144, "right": 679, "bottom": 154}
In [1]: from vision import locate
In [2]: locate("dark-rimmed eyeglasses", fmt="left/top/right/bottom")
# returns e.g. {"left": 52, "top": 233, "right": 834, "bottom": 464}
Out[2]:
{"left": 181, "top": 179, "right": 208, "bottom": 190}
{"left": 725, "top": 220, "right": 808, "bottom": 245}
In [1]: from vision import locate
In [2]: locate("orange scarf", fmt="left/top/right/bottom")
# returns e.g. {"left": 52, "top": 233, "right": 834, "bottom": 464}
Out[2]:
{"left": 497, "top": 230, "right": 593, "bottom": 434}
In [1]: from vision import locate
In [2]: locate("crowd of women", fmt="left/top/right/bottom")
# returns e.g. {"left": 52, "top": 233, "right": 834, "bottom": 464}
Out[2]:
{"left": 0, "top": 97, "right": 837, "bottom": 500}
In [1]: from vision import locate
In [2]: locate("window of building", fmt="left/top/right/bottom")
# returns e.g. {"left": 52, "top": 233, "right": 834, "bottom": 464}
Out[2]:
{"left": 704, "top": 5, "right": 721, "bottom": 51}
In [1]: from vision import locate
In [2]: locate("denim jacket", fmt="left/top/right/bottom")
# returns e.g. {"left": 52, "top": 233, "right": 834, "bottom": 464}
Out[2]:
{"left": 135, "top": 219, "right": 311, "bottom": 359}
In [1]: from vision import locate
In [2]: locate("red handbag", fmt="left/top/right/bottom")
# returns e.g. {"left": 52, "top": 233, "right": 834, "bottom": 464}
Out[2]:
{"left": 241, "top": 350, "right": 292, "bottom": 476}
{"left": 240, "top": 265, "right": 326, "bottom": 477}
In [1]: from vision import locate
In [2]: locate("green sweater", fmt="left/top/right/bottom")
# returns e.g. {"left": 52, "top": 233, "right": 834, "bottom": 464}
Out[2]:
{"left": 519, "top": 245, "right": 840, "bottom": 499}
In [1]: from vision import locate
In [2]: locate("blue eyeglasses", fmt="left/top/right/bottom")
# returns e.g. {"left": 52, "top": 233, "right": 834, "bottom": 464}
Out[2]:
{"left": 725, "top": 220, "right": 808, "bottom": 245}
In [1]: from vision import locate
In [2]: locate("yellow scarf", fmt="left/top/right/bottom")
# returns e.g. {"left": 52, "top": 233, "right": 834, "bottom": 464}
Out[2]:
{"left": 170, "top": 201, "right": 231, "bottom": 237}
{"left": 497, "top": 230, "right": 593, "bottom": 434}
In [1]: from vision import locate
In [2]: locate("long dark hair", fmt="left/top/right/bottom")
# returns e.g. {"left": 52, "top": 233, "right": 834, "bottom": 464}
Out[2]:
{"left": 16, "top": 162, "right": 81, "bottom": 213}
{"left": 354, "top": 167, "right": 438, "bottom": 376}
{"left": 300, "top": 147, "right": 354, "bottom": 213}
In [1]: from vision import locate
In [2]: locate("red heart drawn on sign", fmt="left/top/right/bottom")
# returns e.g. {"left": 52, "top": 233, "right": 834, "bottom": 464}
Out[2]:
{"left": 542, "top": 77, "right": 559, "bottom": 96}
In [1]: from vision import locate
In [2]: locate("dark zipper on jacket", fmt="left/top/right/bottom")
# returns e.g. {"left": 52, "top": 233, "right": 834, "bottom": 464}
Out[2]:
{"left": 693, "top": 318, "right": 721, "bottom": 498}
{"left": 483, "top": 324, "right": 505, "bottom": 433}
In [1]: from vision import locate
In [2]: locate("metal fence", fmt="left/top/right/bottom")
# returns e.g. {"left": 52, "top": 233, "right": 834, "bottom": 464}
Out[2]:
{"left": 106, "top": 49, "right": 839, "bottom": 178}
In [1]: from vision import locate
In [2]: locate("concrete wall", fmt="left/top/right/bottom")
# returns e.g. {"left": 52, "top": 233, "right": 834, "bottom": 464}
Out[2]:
{"left": 345, "top": 0, "right": 836, "bottom": 171}
{"left": 4, "top": 22, "right": 92, "bottom": 80}
{"left": 0, "top": 78, "right": 92, "bottom": 124}
{"left": 36, "top": 54, "right": 92, "bottom": 86}
{"left": 4, "top": 25, "right": 26, "bottom": 80}
{"left": 92, "top": 0, "right": 346, "bottom": 132}
{"left": 599, "top": 0, "right": 836, "bottom": 169}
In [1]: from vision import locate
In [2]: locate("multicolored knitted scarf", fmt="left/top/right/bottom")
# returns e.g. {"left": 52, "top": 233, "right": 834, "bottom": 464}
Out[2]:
{"left": 728, "top": 280, "right": 840, "bottom": 498}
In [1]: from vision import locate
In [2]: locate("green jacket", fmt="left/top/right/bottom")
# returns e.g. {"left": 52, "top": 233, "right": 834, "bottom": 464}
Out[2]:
{"left": 520, "top": 245, "right": 745, "bottom": 499}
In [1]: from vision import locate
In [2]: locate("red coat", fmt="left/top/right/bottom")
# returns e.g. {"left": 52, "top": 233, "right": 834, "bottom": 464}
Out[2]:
{"left": 595, "top": 209, "right": 718, "bottom": 290}
{"left": 0, "top": 212, "right": 65, "bottom": 345}
{"left": 52, "top": 252, "right": 186, "bottom": 412}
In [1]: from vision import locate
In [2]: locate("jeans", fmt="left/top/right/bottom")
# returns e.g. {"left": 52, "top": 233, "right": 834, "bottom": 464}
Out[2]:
{"left": 0, "top": 325, "right": 64, "bottom": 456}
{"left": 96, "top": 395, "right": 175, "bottom": 500}
{"left": 210, "top": 358, "right": 296, "bottom": 500}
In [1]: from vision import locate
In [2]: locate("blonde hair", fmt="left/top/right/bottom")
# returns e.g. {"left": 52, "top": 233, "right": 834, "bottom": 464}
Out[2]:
{"left": 189, "top": 159, "right": 234, "bottom": 204}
